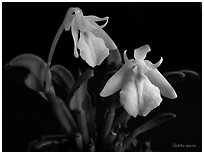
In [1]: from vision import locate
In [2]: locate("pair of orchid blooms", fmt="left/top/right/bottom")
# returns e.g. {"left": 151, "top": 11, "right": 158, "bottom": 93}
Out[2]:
{"left": 65, "top": 8, "right": 177, "bottom": 117}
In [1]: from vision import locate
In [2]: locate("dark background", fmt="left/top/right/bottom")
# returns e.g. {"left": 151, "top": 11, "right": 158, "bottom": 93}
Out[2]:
{"left": 3, "top": 2, "right": 202, "bottom": 152}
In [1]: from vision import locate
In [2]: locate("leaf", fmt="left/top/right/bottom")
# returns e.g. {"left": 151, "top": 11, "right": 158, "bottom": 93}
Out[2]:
{"left": 107, "top": 48, "right": 122, "bottom": 68}
{"left": 164, "top": 69, "right": 200, "bottom": 83}
{"left": 51, "top": 65, "right": 75, "bottom": 90}
{"left": 27, "top": 134, "right": 70, "bottom": 152}
{"left": 69, "top": 69, "right": 94, "bottom": 98}
{"left": 5, "top": 54, "right": 47, "bottom": 91}
{"left": 82, "top": 93, "right": 96, "bottom": 138}
{"left": 122, "top": 113, "right": 176, "bottom": 150}
{"left": 69, "top": 80, "right": 87, "bottom": 111}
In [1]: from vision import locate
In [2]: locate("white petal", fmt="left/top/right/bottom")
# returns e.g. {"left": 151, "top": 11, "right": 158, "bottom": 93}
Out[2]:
{"left": 100, "top": 64, "right": 131, "bottom": 97}
{"left": 64, "top": 7, "right": 75, "bottom": 31}
{"left": 123, "top": 50, "right": 135, "bottom": 68}
{"left": 134, "top": 45, "right": 151, "bottom": 60}
{"left": 91, "top": 27, "right": 117, "bottom": 51}
{"left": 74, "top": 10, "right": 98, "bottom": 32}
{"left": 144, "top": 58, "right": 163, "bottom": 71}
{"left": 85, "top": 15, "right": 109, "bottom": 28}
{"left": 120, "top": 79, "right": 139, "bottom": 117}
{"left": 77, "top": 31, "right": 109, "bottom": 67}
{"left": 145, "top": 68, "right": 177, "bottom": 99}
{"left": 71, "top": 18, "right": 79, "bottom": 58}
{"left": 136, "top": 75, "right": 162, "bottom": 116}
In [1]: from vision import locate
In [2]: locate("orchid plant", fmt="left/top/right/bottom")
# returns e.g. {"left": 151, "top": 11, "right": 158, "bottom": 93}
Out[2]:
{"left": 5, "top": 7, "right": 199, "bottom": 152}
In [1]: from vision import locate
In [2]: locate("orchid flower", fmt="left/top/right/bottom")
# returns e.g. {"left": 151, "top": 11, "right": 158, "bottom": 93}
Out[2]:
{"left": 100, "top": 45, "right": 177, "bottom": 117}
{"left": 64, "top": 7, "right": 117, "bottom": 67}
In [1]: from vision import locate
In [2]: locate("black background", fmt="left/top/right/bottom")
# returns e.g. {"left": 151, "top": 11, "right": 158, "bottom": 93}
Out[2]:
{"left": 3, "top": 2, "right": 202, "bottom": 152}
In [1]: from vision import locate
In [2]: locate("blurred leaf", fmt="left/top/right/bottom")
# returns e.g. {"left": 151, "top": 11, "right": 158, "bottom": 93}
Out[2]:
{"left": 68, "top": 70, "right": 94, "bottom": 146}
{"left": 107, "top": 48, "right": 122, "bottom": 68}
{"left": 69, "top": 80, "right": 87, "bottom": 111}
{"left": 69, "top": 69, "right": 94, "bottom": 99}
{"left": 82, "top": 93, "right": 96, "bottom": 138}
{"left": 112, "top": 110, "right": 131, "bottom": 130}
{"left": 27, "top": 134, "right": 71, "bottom": 152}
{"left": 122, "top": 113, "right": 176, "bottom": 150}
{"left": 51, "top": 65, "right": 75, "bottom": 90}
{"left": 164, "top": 69, "right": 200, "bottom": 83}
{"left": 5, "top": 54, "right": 47, "bottom": 91}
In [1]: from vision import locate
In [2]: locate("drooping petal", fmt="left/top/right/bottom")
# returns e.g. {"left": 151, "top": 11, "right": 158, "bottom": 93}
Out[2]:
{"left": 136, "top": 75, "right": 162, "bottom": 116}
{"left": 85, "top": 15, "right": 109, "bottom": 28}
{"left": 145, "top": 65, "right": 177, "bottom": 99}
{"left": 77, "top": 31, "right": 109, "bottom": 67}
{"left": 64, "top": 7, "right": 75, "bottom": 31}
{"left": 100, "top": 64, "right": 130, "bottom": 97}
{"left": 91, "top": 28, "right": 117, "bottom": 51}
{"left": 120, "top": 79, "right": 139, "bottom": 117}
{"left": 73, "top": 8, "right": 117, "bottom": 51}
{"left": 74, "top": 9, "right": 97, "bottom": 32}
{"left": 134, "top": 45, "right": 151, "bottom": 60}
{"left": 71, "top": 18, "right": 79, "bottom": 58}
{"left": 144, "top": 58, "right": 163, "bottom": 70}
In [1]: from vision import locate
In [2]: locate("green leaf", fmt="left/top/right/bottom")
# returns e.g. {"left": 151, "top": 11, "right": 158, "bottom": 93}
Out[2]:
{"left": 5, "top": 54, "right": 47, "bottom": 92}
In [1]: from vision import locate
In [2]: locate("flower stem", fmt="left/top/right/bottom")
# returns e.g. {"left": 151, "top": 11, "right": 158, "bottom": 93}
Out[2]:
{"left": 47, "top": 21, "right": 64, "bottom": 66}
{"left": 60, "top": 100, "right": 78, "bottom": 131}
{"left": 102, "top": 132, "right": 117, "bottom": 150}
{"left": 98, "top": 104, "right": 115, "bottom": 145}
{"left": 46, "top": 88, "right": 78, "bottom": 133}
{"left": 47, "top": 89, "right": 72, "bottom": 135}
{"left": 74, "top": 132, "right": 83, "bottom": 151}
{"left": 75, "top": 110, "right": 89, "bottom": 146}
{"left": 88, "top": 138, "right": 95, "bottom": 152}
{"left": 112, "top": 110, "right": 131, "bottom": 130}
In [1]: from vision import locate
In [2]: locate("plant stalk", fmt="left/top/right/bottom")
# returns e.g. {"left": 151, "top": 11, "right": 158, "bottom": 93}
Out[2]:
{"left": 75, "top": 110, "right": 89, "bottom": 146}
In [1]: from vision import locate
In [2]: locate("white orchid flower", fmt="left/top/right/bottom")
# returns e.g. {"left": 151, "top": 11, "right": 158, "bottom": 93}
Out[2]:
{"left": 100, "top": 45, "right": 177, "bottom": 117}
{"left": 64, "top": 7, "right": 117, "bottom": 67}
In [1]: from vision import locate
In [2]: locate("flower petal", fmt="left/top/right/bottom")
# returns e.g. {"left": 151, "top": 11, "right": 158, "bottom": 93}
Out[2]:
{"left": 123, "top": 50, "right": 135, "bottom": 68}
{"left": 74, "top": 9, "right": 98, "bottom": 32}
{"left": 144, "top": 58, "right": 163, "bottom": 70}
{"left": 136, "top": 75, "right": 162, "bottom": 116}
{"left": 77, "top": 31, "right": 109, "bottom": 67}
{"left": 90, "top": 27, "right": 117, "bottom": 51}
{"left": 71, "top": 18, "right": 79, "bottom": 58}
{"left": 145, "top": 66, "right": 177, "bottom": 99}
{"left": 85, "top": 15, "right": 109, "bottom": 28}
{"left": 134, "top": 45, "right": 151, "bottom": 60}
{"left": 100, "top": 64, "right": 133, "bottom": 97}
{"left": 74, "top": 9, "right": 117, "bottom": 50}
{"left": 64, "top": 7, "right": 75, "bottom": 31}
{"left": 120, "top": 79, "right": 139, "bottom": 117}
